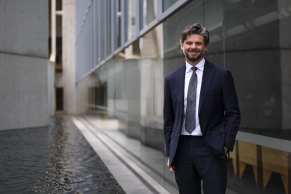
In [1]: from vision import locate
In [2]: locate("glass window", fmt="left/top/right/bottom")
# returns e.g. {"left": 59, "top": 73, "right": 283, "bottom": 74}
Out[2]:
{"left": 126, "top": 0, "right": 136, "bottom": 41}
{"left": 77, "top": 0, "right": 291, "bottom": 193}
{"left": 94, "top": 1, "right": 99, "bottom": 65}
{"left": 163, "top": 0, "right": 291, "bottom": 193}
{"left": 223, "top": 0, "right": 284, "bottom": 136}
{"left": 98, "top": 0, "right": 105, "bottom": 61}
{"left": 163, "top": 0, "right": 203, "bottom": 77}
{"left": 140, "top": 0, "right": 158, "bottom": 30}
{"left": 162, "top": 0, "right": 178, "bottom": 11}
{"left": 203, "top": 0, "right": 224, "bottom": 66}
{"left": 106, "top": 0, "right": 112, "bottom": 57}
{"left": 117, "top": 0, "right": 122, "bottom": 48}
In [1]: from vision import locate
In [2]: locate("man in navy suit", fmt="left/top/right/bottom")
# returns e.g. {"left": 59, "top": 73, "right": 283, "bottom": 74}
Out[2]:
{"left": 163, "top": 23, "right": 240, "bottom": 194}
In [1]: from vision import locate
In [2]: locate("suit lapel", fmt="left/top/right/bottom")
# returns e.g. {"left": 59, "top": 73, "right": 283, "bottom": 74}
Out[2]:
{"left": 177, "top": 65, "right": 186, "bottom": 114}
{"left": 199, "top": 60, "right": 216, "bottom": 113}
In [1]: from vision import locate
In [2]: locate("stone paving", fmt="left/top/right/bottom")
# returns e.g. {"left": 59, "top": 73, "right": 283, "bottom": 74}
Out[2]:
{"left": 0, "top": 116, "right": 125, "bottom": 194}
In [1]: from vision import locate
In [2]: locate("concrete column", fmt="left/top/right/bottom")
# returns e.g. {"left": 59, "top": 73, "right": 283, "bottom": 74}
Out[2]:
{"left": 62, "top": 0, "right": 77, "bottom": 114}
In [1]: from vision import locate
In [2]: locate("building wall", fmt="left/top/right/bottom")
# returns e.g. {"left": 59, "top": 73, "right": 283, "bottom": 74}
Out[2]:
{"left": 74, "top": 0, "right": 291, "bottom": 193}
{"left": 0, "top": 0, "right": 50, "bottom": 130}
{"left": 0, "top": 0, "right": 48, "bottom": 57}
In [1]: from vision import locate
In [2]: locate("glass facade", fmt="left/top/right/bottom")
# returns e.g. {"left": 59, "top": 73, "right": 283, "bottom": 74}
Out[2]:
{"left": 76, "top": 0, "right": 291, "bottom": 193}
{"left": 125, "top": 0, "right": 137, "bottom": 41}
{"left": 163, "top": 0, "right": 178, "bottom": 11}
{"left": 140, "top": 0, "right": 158, "bottom": 29}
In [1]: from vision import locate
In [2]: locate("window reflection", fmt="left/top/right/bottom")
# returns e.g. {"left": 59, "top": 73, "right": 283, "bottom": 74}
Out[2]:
{"left": 222, "top": 1, "right": 291, "bottom": 192}
{"left": 223, "top": 0, "right": 288, "bottom": 135}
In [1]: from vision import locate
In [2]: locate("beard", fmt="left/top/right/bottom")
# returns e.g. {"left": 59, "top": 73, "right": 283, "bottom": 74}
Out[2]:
{"left": 182, "top": 47, "right": 205, "bottom": 62}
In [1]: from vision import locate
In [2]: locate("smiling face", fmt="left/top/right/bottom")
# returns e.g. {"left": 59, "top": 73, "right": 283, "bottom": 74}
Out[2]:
{"left": 180, "top": 34, "right": 208, "bottom": 66}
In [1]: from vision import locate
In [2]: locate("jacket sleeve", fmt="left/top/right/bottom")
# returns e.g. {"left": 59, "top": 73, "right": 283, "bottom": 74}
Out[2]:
{"left": 163, "top": 77, "right": 174, "bottom": 156}
{"left": 222, "top": 70, "right": 241, "bottom": 152}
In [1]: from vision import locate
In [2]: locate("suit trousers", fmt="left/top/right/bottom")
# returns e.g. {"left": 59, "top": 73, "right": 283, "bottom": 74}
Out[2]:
{"left": 174, "top": 135, "right": 227, "bottom": 194}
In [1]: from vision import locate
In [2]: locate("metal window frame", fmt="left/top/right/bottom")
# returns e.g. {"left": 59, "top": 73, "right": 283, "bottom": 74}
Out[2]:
{"left": 93, "top": 0, "right": 97, "bottom": 67}
{"left": 124, "top": 0, "right": 129, "bottom": 42}
{"left": 139, "top": 0, "right": 144, "bottom": 30}
{"left": 97, "top": 0, "right": 102, "bottom": 63}
{"left": 136, "top": 0, "right": 140, "bottom": 37}
{"left": 112, "top": 1, "right": 118, "bottom": 51}
{"left": 76, "top": 0, "right": 191, "bottom": 83}
{"left": 106, "top": 0, "right": 112, "bottom": 57}
{"left": 121, "top": 0, "right": 126, "bottom": 46}
{"left": 89, "top": 2, "right": 93, "bottom": 69}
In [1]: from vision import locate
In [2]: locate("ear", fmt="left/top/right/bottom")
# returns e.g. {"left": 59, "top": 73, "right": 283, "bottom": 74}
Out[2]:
{"left": 204, "top": 44, "right": 208, "bottom": 52}
{"left": 180, "top": 40, "right": 184, "bottom": 50}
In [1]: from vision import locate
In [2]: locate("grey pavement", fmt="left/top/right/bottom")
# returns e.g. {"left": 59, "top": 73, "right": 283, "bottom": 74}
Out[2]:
{"left": 73, "top": 116, "right": 170, "bottom": 194}
{"left": 0, "top": 115, "right": 240, "bottom": 194}
{"left": 73, "top": 116, "right": 240, "bottom": 194}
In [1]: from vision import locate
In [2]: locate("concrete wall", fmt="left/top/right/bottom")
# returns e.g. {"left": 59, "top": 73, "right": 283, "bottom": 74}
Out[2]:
{"left": 0, "top": 0, "right": 48, "bottom": 57}
{"left": 0, "top": 0, "right": 50, "bottom": 130}
{"left": 62, "top": 0, "right": 77, "bottom": 114}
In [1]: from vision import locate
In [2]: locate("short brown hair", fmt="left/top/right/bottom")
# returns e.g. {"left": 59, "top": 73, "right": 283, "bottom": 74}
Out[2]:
{"left": 180, "top": 23, "right": 209, "bottom": 45}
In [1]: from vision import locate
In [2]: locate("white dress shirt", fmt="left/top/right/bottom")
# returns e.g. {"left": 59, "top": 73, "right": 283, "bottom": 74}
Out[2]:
{"left": 181, "top": 58, "right": 205, "bottom": 136}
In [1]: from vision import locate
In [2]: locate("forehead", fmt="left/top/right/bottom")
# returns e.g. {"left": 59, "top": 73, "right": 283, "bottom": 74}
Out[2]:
{"left": 184, "top": 34, "right": 204, "bottom": 43}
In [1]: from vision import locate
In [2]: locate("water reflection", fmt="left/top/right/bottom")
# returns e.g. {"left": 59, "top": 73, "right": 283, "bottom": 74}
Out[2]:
{"left": 0, "top": 116, "right": 124, "bottom": 194}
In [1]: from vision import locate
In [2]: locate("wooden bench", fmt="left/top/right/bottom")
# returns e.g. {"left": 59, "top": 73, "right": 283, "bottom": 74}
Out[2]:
{"left": 230, "top": 141, "right": 260, "bottom": 184}
{"left": 262, "top": 147, "right": 290, "bottom": 194}
{"left": 230, "top": 140, "right": 291, "bottom": 194}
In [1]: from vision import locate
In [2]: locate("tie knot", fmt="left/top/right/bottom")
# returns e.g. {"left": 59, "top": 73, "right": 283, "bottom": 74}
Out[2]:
{"left": 191, "top": 67, "right": 198, "bottom": 72}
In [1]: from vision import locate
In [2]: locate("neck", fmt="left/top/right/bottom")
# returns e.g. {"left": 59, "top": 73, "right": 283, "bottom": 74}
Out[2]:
{"left": 186, "top": 57, "right": 204, "bottom": 67}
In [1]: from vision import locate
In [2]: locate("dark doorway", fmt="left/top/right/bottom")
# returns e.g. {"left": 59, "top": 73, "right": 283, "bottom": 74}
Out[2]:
{"left": 56, "top": 87, "right": 64, "bottom": 111}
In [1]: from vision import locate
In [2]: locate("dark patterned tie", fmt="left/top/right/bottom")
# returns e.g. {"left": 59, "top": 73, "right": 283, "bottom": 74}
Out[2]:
{"left": 185, "top": 67, "right": 198, "bottom": 133}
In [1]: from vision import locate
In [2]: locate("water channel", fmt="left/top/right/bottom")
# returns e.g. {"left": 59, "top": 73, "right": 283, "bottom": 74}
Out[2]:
{"left": 0, "top": 116, "right": 125, "bottom": 194}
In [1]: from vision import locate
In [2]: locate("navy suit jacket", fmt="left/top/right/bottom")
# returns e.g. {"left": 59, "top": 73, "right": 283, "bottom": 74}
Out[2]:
{"left": 164, "top": 59, "right": 240, "bottom": 166}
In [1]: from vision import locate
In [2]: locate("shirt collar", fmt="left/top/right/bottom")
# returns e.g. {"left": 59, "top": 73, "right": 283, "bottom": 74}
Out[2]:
{"left": 185, "top": 58, "right": 205, "bottom": 73}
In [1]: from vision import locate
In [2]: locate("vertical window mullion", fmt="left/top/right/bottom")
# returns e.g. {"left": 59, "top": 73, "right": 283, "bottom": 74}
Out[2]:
{"left": 135, "top": 0, "right": 140, "bottom": 37}
{"left": 139, "top": 0, "right": 144, "bottom": 30}
{"left": 112, "top": 1, "right": 117, "bottom": 51}
{"left": 97, "top": 0, "right": 102, "bottom": 62}
{"left": 103, "top": 1, "right": 107, "bottom": 58}
{"left": 106, "top": 1, "right": 110, "bottom": 56}
{"left": 124, "top": 0, "right": 128, "bottom": 43}
{"left": 93, "top": 0, "right": 97, "bottom": 66}
{"left": 157, "top": 0, "right": 162, "bottom": 20}
{"left": 90, "top": 4, "right": 93, "bottom": 68}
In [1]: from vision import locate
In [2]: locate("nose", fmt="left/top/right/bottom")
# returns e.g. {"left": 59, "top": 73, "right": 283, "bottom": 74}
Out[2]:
{"left": 191, "top": 43, "right": 198, "bottom": 50}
